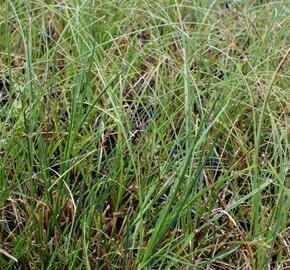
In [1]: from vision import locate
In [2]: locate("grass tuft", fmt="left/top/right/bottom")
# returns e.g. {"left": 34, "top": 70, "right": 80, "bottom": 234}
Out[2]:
{"left": 0, "top": 0, "right": 289, "bottom": 269}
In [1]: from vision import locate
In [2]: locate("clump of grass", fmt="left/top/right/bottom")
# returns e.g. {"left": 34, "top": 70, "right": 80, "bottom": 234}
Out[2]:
{"left": 0, "top": 0, "right": 289, "bottom": 269}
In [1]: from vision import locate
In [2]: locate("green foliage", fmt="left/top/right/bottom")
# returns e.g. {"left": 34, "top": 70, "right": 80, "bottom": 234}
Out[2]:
{"left": 0, "top": 0, "right": 289, "bottom": 269}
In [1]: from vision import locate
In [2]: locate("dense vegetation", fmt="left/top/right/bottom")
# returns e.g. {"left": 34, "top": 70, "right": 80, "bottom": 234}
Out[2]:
{"left": 0, "top": 0, "right": 289, "bottom": 269}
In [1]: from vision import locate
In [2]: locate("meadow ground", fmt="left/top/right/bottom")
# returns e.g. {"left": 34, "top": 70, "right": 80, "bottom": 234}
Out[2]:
{"left": 0, "top": 0, "right": 289, "bottom": 269}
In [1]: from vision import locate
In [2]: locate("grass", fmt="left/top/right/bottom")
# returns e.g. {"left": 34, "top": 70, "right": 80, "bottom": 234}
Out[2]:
{"left": 0, "top": 0, "right": 289, "bottom": 269}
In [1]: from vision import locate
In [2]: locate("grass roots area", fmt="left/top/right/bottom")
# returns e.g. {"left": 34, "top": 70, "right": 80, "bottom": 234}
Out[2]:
{"left": 0, "top": 0, "right": 289, "bottom": 269}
